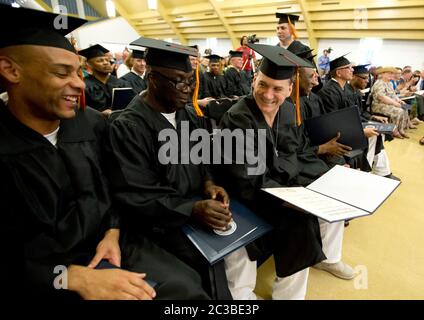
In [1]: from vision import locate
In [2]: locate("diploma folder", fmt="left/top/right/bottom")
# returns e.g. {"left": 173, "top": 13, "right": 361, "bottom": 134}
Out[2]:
{"left": 362, "top": 121, "right": 396, "bottom": 135}
{"left": 262, "top": 165, "right": 400, "bottom": 223}
{"left": 182, "top": 200, "right": 273, "bottom": 265}
{"left": 304, "top": 107, "right": 368, "bottom": 150}
{"left": 111, "top": 87, "right": 137, "bottom": 110}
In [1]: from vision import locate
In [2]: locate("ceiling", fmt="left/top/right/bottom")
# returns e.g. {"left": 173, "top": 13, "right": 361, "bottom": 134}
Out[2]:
{"left": 77, "top": 0, "right": 424, "bottom": 48}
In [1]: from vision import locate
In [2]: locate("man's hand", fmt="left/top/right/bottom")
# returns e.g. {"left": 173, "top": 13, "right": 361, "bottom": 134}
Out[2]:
{"left": 88, "top": 228, "right": 121, "bottom": 268}
{"left": 318, "top": 132, "right": 352, "bottom": 157}
{"left": 363, "top": 127, "right": 380, "bottom": 138}
{"left": 204, "top": 181, "right": 229, "bottom": 205}
{"left": 198, "top": 97, "right": 215, "bottom": 108}
{"left": 192, "top": 199, "right": 231, "bottom": 230}
{"left": 68, "top": 265, "right": 156, "bottom": 300}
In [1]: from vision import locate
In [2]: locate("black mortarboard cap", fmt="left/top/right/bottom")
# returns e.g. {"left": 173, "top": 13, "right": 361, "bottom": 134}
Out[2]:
{"left": 248, "top": 43, "right": 313, "bottom": 80}
{"left": 292, "top": 48, "right": 317, "bottom": 69}
{"left": 276, "top": 13, "right": 300, "bottom": 25}
{"left": 0, "top": 3, "right": 86, "bottom": 53}
{"left": 206, "top": 54, "right": 222, "bottom": 63}
{"left": 353, "top": 64, "right": 370, "bottom": 75}
{"left": 78, "top": 44, "right": 109, "bottom": 60}
{"left": 229, "top": 50, "right": 243, "bottom": 58}
{"left": 329, "top": 54, "right": 351, "bottom": 71}
{"left": 132, "top": 49, "right": 145, "bottom": 59}
{"left": 130, "top": 37, "right": 196, "bottom": 72}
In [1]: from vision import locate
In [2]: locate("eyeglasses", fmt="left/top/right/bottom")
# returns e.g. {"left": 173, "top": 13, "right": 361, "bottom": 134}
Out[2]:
{"left": 150, "top": 71, "right": 195, "bottom": 91}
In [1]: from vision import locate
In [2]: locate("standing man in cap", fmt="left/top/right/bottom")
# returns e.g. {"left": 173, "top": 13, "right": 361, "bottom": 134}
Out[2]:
{"left": 105, "top": 37, "right": 250, "bottom": 299}
{"left": 276, "top": 13, "right": 310, "bottom": 53}
{"left": 224, "top": 50, "right": 251, "bottom": 97}
{"left": 219, "top": 44, "right": 355, "bottom": 300}
{"left": 120, "top": 49, "right": 147, "bottom": 94}
{"left": 79, "top": 44, "right": 131, "bottom": 115}
{"left": 0, "top": 4, "right": 209, "bottom": 300}
{"left": 317, "top": 48, "right": 332, "bottom": 77}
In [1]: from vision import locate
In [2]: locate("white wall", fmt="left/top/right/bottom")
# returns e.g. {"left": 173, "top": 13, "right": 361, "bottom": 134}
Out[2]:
{"left": 73, "top": 17, "right": 139, "bottom": 53}
{"left": 71, "top": 16, "right": 424, "bottom": 70}
{"left": 318, "top": 38, "right": 424, "bottom": 71}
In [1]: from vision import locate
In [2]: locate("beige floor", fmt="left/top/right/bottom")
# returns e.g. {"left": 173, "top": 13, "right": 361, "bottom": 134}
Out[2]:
{"left": 255, "top": 124, "right": 424, "bottom": 300}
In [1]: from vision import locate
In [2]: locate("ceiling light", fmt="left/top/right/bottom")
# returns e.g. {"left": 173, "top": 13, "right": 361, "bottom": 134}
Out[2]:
{"left": 148, "top": 0, "right": 157, "bottom": 10}
{"left": 106, "top": 0, "right": 116, "bottom": 18}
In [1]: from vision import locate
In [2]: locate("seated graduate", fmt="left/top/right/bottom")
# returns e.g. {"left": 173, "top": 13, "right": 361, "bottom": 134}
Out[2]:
{"left": 120, "top": 49, "right": 147, "bottom": 94}
{"left": 291, "top": 49, "right": 352, "bottom": 163}
{"left": 0, "top": 4, "right": 208, "bottom": 300}
{"left": 200, "top": 54, "right": 228, "bottom": 99}
{"left": 219, "top": 44, "right": 355, "bottom": 300}
{"left": 104, "top": 37, "right": 252, "bottom": 300}
{"left": 224, "top": 50, "right": 251, "bottom": 97}
{"left": 79, "top": 44, "right": 131, "bottom": 115}
{"left": 349, "top": 65, "right": 399, "bottom": 180}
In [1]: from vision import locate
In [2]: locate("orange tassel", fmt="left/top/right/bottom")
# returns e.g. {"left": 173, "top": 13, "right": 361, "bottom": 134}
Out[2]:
{"left": 192, "top": 63, "right": 204, "bottom": 117}
{"left": 295, "top": 67, "right": 301, "bottom": 126}
{"left": 288, "top": 16, "right": 299, "bottom": 40}
{"left": 78, "top": 68, "right": 86, "bottom": 110}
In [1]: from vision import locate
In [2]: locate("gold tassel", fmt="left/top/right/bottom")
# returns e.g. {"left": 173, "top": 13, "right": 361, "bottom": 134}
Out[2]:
{"left": 191, "top": 63, "right": 204, "bottom": 117}
{"left": 288, "top": 16, "right": 299, "bottom": 40}
{"left": 295, "top": 67, "right": 301, "bottom": 126}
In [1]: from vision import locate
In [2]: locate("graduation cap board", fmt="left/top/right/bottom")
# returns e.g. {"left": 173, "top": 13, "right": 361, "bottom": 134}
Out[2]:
{"left": 353, "top": 64, "right": 370, "bottom": 75}
{"left": 132, "top": 49, "right": 145, "bottom": 60}
{"left": 0, "top": 3, "right": 86, "bottom": 52}
{"left": 248, "top": 43, "right": 313, "bottom": 80}
{"left": 206, "top": 54, "right": 222, "bottom": 63}
{"left": 130, "top": 37, "right": 203, "bottom": 116}
{"left": 330, "top": 53, "right": 351, "bottom": 71}
{"left": 229, "top": 50, "right": 243, "bottom": 58}
{"left": 78, "top": 44, "right": 109, "bottom": 60}
{"left": 248, "top": 43, "right": 313, "bottom": 126}
{"left": 276, "top": 13, "right": 300, "bottom": 25}
{"left": 130, "top": 37, "right": 197, "bottom": 73}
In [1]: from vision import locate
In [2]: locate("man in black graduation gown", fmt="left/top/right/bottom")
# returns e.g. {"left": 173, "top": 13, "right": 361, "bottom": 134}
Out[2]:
{"left": 201, "top": 54, "right": 227, "bottom": 99}
{"left": 0, "top": 4, "right": 208, "bottom": 300}
{"left": 294, "top": 49, "right": 353, "bottom": 163}
{"left": 219, "top": 44, "right": 355, "bottom": 300}
{"left": 224, "top": 50, "right": 251, "bottom": 97}
{"left": 275, "top": 13, "right": 310, "bottom": 53}
{"left": 104, "top": 37, "right": 246, "bottom": 300}
{"left": 348, "top": 65, "right": 398, "bottom": 179}
{"left": 79, "top": 44, "right": 131, "bottom": 115}
{"left": 120, "top": 49, "right": 147, "bottom": 94}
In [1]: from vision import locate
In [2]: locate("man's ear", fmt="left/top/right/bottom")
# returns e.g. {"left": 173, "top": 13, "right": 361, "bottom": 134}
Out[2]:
{"left": 0, "top": 56, "right": 21, "bottom": 84}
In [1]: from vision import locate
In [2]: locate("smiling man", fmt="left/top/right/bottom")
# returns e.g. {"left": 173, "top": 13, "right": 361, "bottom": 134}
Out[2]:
{"left": 0, "top": 5, "right": 209, "bottom": 300}
{"left": 219, "top": 44, "right": 331, "bottom": 300}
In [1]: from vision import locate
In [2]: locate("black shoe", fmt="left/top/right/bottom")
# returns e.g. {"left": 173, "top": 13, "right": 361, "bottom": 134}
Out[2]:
{"left": 384, "top": 173, "right": 401, "bottom": 181}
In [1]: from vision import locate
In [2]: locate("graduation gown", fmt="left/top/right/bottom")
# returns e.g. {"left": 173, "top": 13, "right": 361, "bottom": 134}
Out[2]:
{"left": 218, "top": 95, "right": 326, "bottom": 277}
{"left": 0, "top": 102, "right": 208, "bottom": 300}
{"left": 0, "top": 104, "right": 119, "bottom": 298}
{"left": 201, "top": 72, "right": 227, "bottom": 99}
{"left": 278, "top": 40, "right": 311, "bottom": 54}
{"left": 120, "top": 71, "right": 147, "bottom": 94}
{"left": 105, "top": 97, "right": 232, "bottom": 299}
{"left": 317, "top": 79, "right": 356, "bottom": 113}
{"left": 224, "top": 67, "right": 251, "bottom": 97}
{"left": 84, "top": 74, "right": 130, "bottom": 111}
